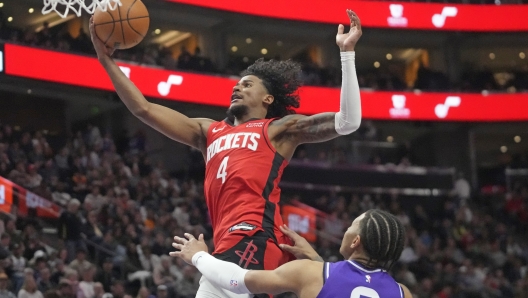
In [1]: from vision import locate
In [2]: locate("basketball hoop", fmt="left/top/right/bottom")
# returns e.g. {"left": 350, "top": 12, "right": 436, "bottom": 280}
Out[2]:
{"left": 42, "top": 0, "right": 122, "bottom": 18}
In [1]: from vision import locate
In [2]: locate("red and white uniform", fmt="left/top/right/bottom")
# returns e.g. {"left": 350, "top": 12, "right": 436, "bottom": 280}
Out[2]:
{"left": 204, "top": 118, "right": 292, "bottom": 271}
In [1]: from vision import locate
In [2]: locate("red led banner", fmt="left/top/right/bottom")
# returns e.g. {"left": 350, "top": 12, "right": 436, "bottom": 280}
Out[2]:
{"left": 166, "top": 0, "right": 528, "bottom": 32}
{"left": 4, "top": 43, "right": 528, "bottom": 122}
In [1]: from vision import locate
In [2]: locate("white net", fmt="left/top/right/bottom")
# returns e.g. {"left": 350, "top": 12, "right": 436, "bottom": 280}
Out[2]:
{"left": 42, "top": 0, "right": 122, "bottom": 18}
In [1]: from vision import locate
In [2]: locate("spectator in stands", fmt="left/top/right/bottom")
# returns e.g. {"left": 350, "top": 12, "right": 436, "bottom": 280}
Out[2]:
{"left": 138, "top": 246, "right": 159, "bottom": 272}
{"left": 17, "top": 274, "right": 43, "bottom": 298}
{"left": 36, "top": 268, "right": 52, "bottom": 294}
{"left": 174, "top": 266, "right": 199, "bottom": 298}
{"left": 93, "top": 282, "right": 105, "bottom": 298}
{"left": 154, "top": 285, "right": 168, "bottom": 298}
{"left": 454, "top": 172, "right": 471, "bottom": 206}
{"left": 135, "top": 286, "right": 149, "bottom": 298}
{"left": 0, "top": 272, "right": 16, "bottom": 298}
{"left": 54, "top": 280, "right": 74, "bottom": 298}
{"left": 8, "top": 161, "right": 28, "bottom": 187}
{"left": 4, "top": 217, "right": 18, "bottom": 244}
{"left": 94, "top": 258, "right": 116, "bottom": 293}
{"left": 152, "top": 256, "right": 176, "bottom": 289}
{"left": 150, "top": 233, "right": 167, "bottom": 257}
{"left": 78, "top": 265, "right": 96, "bottom": 298}
{"left": 51, "top": 182, "right": 71, "bottom": 207}
{"left": 63, "top": 270, "right": 80, "bottom": 297}
{"left": 68, "top": 248, "right": 92, "bottom": 276}
{"left": 84, "top": 210, "right": 104, "bottom": 244}
{"left": 22, "top": 237, "right": 45, "bottom": 265}
{"left": 110, "top": 280, "right": 125, "bottom": 298}
{"left": 57, "top": 199, "right": 85, "bottom": 262}
{"left": 10, "top": 243, "right": 26, "bottom": 293}
{"left": 85, "top": 186, "right": 106, "bottom": 210}
{"left": 177, "top": 47, "right": 193, "bottom": 71}
{"left": 0, "top": 234, "right": 10, "bottom": 253}
{"left": 323, "top": 211, "right": 344, "bottom": 238}
{"left": 48, "top": 261, "right": 64, "bottom": 287}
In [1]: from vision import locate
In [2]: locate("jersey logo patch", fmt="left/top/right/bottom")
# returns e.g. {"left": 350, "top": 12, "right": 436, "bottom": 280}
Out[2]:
{"left": 235, "top": 240, "right": 259, "bottom": 268}
{"left": 229, "top": 222, "right": 257, "bottom": 232}
{"left": 246, "top": 122, "right": 264, "bottom": 128}
{"left": 212, "top": 126, "right": 226, "bottom": 133}
{"left": 366, "top": 275, "right": 371, "bottom": 283}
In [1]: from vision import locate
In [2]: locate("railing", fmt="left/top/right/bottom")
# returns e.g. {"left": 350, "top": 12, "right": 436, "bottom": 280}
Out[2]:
{"left": 0, "top": 176, "right": 144, "bottom": 282}
{"left": 282, "top": 160, "right": 456, "bottom": 190}
{"left": 83, "top": 236, "right": 133, "bottom": 280}
{"left": 505, "top": 168, "right": 528, "bottom": 192}
{"left": 0, "top": 176, "right": 61, "bottom": 218}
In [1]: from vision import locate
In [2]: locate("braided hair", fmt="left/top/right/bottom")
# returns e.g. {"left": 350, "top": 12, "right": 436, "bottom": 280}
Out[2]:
{"left": 241, "top": 58, "right": 302, "bottom": 119}
{"left": 359, "top": 209, "right": 405, "bottom": 270}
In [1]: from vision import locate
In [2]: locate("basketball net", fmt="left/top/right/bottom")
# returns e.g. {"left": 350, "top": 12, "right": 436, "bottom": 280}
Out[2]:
{"left": 42, "top": 0, "right": 122, "bottom": 18}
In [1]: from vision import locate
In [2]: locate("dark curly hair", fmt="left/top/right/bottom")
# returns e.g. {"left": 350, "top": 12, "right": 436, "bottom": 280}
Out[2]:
{"left": 359, "top": 209, "right": 405, "bottom": 270}
{"left": 241, "top": 58, "right": 302, "bottom": 119}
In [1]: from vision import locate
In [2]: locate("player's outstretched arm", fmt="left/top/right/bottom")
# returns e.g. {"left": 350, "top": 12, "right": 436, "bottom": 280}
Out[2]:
{"left": 243, "top": 259, "right": 322, "bottom": 296}
{"left": 89, "top": 17, "right": 212, "bottom": 151}
{"left": 274, "top": 10, "right": 362, "bottom": 145}
{"left": 170, "top": 233, "right": 322, "bottom": 296}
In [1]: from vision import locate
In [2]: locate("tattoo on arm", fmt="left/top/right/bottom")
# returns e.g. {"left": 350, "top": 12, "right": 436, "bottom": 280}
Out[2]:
{"left": 291, "top": 112, "right": 339, "bottom": 144}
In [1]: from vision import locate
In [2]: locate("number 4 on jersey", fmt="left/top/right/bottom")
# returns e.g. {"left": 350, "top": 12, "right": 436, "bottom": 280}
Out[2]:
{"left": 217, "top": 156, "right": 229, "bottom": 184}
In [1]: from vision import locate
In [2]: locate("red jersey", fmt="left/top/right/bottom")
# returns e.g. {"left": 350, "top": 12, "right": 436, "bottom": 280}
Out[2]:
{"left": 204, "top": 118, "right": 289, "bottom": 254}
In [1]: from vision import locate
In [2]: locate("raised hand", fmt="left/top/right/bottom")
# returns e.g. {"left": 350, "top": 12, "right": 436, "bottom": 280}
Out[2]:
{"left": 336, "top": 9, "right": 362, "bottom": 52}
{"left": 279, "top": 225, "right": 323, "bottom": 262}
{"left": 89, "top": 16, "right": 115, "bottom": 60}
{"left": 169, "top": 233, "right": 208, "bottom": 265}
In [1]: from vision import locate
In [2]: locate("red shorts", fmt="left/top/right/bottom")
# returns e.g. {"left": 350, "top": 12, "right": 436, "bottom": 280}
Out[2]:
{"left": 212, "top": 230, "right": 293, "bottom": 270}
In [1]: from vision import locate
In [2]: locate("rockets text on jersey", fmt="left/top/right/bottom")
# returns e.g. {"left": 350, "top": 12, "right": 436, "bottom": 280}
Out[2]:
{"left": 206, "top": 132, "right": 261, "bottom": 163}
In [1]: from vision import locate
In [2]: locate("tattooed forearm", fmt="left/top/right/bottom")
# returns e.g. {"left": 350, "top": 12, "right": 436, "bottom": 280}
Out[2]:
{"left": 291, "top": 112, "right": 339, "bottom": 144}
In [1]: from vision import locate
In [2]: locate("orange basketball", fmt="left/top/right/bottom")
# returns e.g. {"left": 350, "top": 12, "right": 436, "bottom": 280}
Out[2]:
{"left": 93, "top": 0, "right": 150, "bottom": 50}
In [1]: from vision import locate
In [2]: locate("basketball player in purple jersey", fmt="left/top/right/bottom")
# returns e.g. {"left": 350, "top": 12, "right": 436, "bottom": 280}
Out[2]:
{"left": 170, "top": 209, "right": 412, "bottom": 298}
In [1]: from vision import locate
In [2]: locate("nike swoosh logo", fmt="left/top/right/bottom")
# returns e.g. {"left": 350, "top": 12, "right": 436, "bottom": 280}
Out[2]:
{"left": 212, "top": 127, "right": 225, "bottom": 133}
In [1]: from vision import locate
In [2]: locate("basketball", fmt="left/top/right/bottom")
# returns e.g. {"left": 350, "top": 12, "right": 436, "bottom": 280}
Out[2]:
{"left": 93, "top": 0, "right": 150, "bottom": 50}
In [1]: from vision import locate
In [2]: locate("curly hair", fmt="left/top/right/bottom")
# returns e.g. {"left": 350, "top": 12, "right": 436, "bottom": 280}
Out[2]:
{"left": 241, "top": 58, "right": 302, "bottom": 119}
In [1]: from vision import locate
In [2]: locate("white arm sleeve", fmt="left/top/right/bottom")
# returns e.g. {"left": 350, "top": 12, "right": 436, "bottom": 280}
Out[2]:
{"left": 192, "top": 251, "right": 252, "bottom": 295}
{"left": 334, "top": 51, "right": 362, "bottom": 135}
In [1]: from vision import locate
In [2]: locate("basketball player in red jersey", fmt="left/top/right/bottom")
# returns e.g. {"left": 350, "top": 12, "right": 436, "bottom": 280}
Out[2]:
{"left": 90, "top": 9, "right": 362, "bottom": 298}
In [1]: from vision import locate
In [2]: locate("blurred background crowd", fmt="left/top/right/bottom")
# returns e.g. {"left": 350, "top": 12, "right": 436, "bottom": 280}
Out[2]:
{"left": 0, "top": 122, "right": 527, "bottom": 298}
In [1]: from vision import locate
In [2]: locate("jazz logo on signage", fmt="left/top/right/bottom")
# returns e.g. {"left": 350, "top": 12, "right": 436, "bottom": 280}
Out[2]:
{"left": 119, "top": 66, "right": 131, "bottom": 78}
{"left": 435, "top": 96, "right": 461, "bottom": 119}
{"left": 432, "top": 7, "right": 458, "bottom": 28}
{"left": 158, "top": 75, "right": 184, "bottom": 96}
{"left": 288, "top": 214, "right": 310, "bottom": 234}
{"left": 389, "top": 95, "right": 410, "bottom": 118}
{"left": 387, "top": 4, "right": 408, "bottom": 27}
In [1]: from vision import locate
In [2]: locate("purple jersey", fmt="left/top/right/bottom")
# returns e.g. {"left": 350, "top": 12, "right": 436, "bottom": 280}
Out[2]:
{"left": 316, "top": 261, "right": 403, "bottom": 298}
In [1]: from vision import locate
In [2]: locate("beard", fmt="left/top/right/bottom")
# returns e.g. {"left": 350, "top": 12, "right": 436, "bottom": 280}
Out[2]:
{"left": 226, "top": 104, "right": 249, "bottom": 121}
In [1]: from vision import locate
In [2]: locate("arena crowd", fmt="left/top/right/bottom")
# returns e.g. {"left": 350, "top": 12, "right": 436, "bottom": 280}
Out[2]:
{"left": 0, "top": 121, "right": 527, "bottom": 298}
